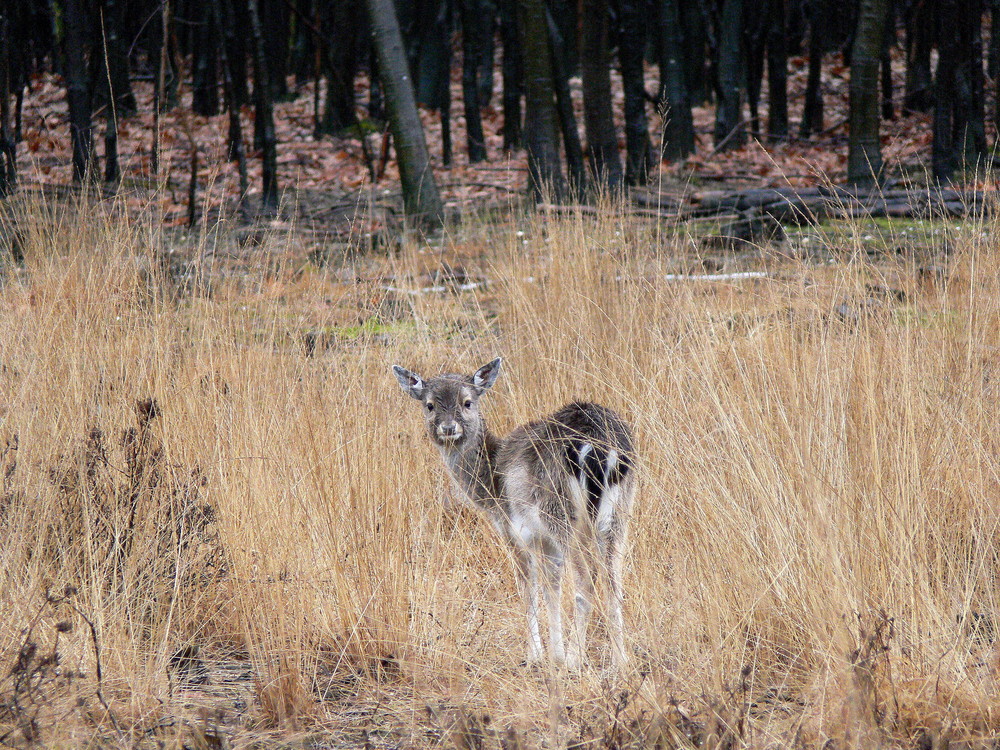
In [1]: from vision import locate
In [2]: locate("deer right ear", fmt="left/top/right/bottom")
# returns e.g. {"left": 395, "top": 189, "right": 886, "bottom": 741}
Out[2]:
{"left": 392, "top": 365, "right": 426, "bottom": 399}
{"left": 472, "top": 357, "right": 502, "bottom": 393}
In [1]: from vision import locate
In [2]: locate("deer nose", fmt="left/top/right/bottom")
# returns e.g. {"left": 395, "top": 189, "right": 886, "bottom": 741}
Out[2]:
{"left": 438, "top": 422, "right": 461, "bottom": 439}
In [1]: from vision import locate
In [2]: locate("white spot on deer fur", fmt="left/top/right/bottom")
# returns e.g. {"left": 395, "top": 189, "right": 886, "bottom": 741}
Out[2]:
{"left": 605, "top": 449, "right": 619, "bottom": 478}
{"left": 577, "top": 443, "right": 593, "bottom": 480}
{"left": 597, "top": 484, "right": 620, "bottom": 535}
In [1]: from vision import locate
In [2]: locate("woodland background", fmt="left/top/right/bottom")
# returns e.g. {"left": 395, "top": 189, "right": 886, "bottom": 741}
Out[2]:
{"left": 0, "top": 0, "right": 995, "bottom": 227}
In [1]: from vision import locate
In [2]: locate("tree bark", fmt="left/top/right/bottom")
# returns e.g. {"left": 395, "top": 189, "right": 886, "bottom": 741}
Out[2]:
{"left": 618, "top": 0, "right": 653, "bottom": 184}
{"left": 800, "top": 0, "right": 825, "bottom": 136}
{"left": 64, "top": 0, "right": 94, "bottom": 181}
{"left": 0, "top": 7, "right": 16, "bottom": 196}
{"left": 765, "top": 0, "right": 788, "bottom": 139}
{"left": 903, "top": 0, "right": 932, "bottom": 111}
{"left": 545, "top": 6, "right": 584, "bottom": 194}
{"left": 499, "top": 0, "right": 522, "bottom": 149}
{"left": 658, "top": 0, "right": 695, "bottom": 160}
{"left": 847, "top": 0, "right": 888, "bottom": 186}
{"left": 99, "top": 0, "right": 136, "bottom": 116}
{"left": 211, "top": 0, "right": 248, "bottom": 200}
{"left": 192, "top": 1, "right": 220, "bottom": 116}
{"left": 247, "top": 0, "right": 279, "bottom": 209}
{"left": 581, "top": 0, "right": 622, "bottom": 190}
{"left": 366, "top": 0, "right": 444, "bottom": 226}
{"left": 713, "top": 0, "right": 745, "bottom": 150}
{"left": 520, "top": 0, "right": 566, "bottom": 201}
{"left": 932, "top": 0, "right": 986, "bottom": 179}
{"left": 460, "top": 0, "right": 488, "bottom": 162}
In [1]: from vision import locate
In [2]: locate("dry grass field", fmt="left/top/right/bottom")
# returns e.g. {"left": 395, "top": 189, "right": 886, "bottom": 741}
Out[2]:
{"left": 0, "top": 191, "right": 998, "bottom": 749}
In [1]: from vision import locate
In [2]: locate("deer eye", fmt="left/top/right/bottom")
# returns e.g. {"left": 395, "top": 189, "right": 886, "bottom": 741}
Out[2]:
{"left": 463, "top": 399, "right": 473, "bottom": 410}
{"left": 425, "top": 402, "right": 434, "bottom": 412}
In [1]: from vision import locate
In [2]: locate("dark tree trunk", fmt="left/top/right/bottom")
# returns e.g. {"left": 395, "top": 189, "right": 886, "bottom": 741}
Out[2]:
{"left": 879, "top": 0, "right": 894, "bottom": 120}
{"left": 413, "top": 0, "right": 453, "bottom": 165}
{"left": 99, "top": 0, "right": 136, "bottom": 116}
{"left": 320, "top": 0, "right": 361, "bottom": 133}
{"left": 366, "top": 0, "right": 444, "bottom": 225}
{"left": 658, "top": 0, "right": 695, "bottom": 160}
{"left": 192, "top": 1, "right": 220, "bottom": 116}
{"left": 248, "top": 0, "right": 279, "bottom": 209}
{"left": 618, "top": 0, "right": 653, "bottom": 184}
{"left": 499, "top": 0, "right": 522, "bottom": 149}
{"left": 681, "top": 0, "right": 710, "bottom": 103}
{"left": 461, "top": 0, "right": 488, "bottom": 162}
{"left": 713, "top": 0, "right": 745, "bottom": 150}
{"left": 581, "top": 0, "right": 622, "bottom": 190}
{"left": 212, "top": 0, "right": 248, "bottom": 199}
{"left": 992, "top": 0, "right": 1000, "bottom": 128}
{"left": 0, "top": 7, "right": 15, "bottom": 196}
{"left": 903, "top": 0, "right": 932, "bottom": 111}
{"left": 220, "top": 0, "right": 249, "bottom": 105}
{"left": 477, "top": 0, "right": 496, "bottom": 105}
{"left": 766, "top": 0, "right": 788, "bottom": 139}
{"left": 520, "top": 0, "right": 565, "bottom": 201}
{"left": 262, "top": 0, "right": 290, "bottom": 100}
{"left": 932, "top": 0, "right": 985, "bottom": 179}
{"left": 64, "top": 0, "right": 94, "bottom": 181}
{"left": 546, "top": 6, "right": 585, "bottom": 194}
{"left": 847, "top": 0, "right": 888, "bottom": 186}
{"left": 744, "top": 0, "right": 765, "bottom": 134}
{"left": 800, "top": 0, "right": 825, "bottom": 136}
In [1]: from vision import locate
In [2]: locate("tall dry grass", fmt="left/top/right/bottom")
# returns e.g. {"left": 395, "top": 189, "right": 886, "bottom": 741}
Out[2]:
{"left": 0, "top": 192, "right": 998, "bottom": 748}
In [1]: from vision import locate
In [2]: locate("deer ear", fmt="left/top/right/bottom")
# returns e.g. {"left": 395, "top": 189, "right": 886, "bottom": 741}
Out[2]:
{"left": 472, "top": 358, "right": 502, "bottom": 392}
{"left": 392, "top": 365, "right": 426, "bottom": 399}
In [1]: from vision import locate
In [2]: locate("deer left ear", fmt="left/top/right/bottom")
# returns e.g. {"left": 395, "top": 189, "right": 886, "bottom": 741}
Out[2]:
{"left": 392, "top": 365, "right": 426, "bottom": 399}
{"left": 472, "top": 358, "right": 502, "bottom": 393}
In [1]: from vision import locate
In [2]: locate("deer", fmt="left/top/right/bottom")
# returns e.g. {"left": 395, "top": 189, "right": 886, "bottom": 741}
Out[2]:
{"left": 392, "top": 357, "right": 637, "bottom": 669}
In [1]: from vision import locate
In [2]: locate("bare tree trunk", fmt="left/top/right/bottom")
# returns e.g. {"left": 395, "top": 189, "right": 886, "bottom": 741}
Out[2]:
{"left": 713, "top": 0, "right": 745, "bottom": 150}
{"left": 521, "top": 0, "right": 565, "bottom": 201}
{"left": 617, "top": 0, "right": 652, "bottom": 184}
{"left": 659, "top": 0, "right": 695, "bottom": 160}
{"left": 933, "top": 0, "right": 986, "bottom": 180}
{"left": 800, "top": 0, "right": 825, "bottom": 136}
{"left": 581, "top": 0, "right": 622, "bottom": 190}
{"left": 545, "top": 7, "right": 585, "bottom": 194}
{"left": 500, "top": 0, "right": 522, "bottom": 149}
{"left": 460, "top": 0, "right": 487, "bottom": 162}
{"left": 247, "top": 0, "right": 279, "bottom": 209}
{"left": 847, "top": 0, "right": 888, "bottom": 186}
{"left": 366, "top": 0, "right": 444, "bottom": 226}
{"left": 64, "top": 0, "right": 94, "bottom": 181}
{"left": 766, "top": 0, "right": 787, "bottom": 139}
{"left": 0, "top": 7, "right": 16, "bottom": 196}
{"left": 211, "top": 0, "right": 248, "bottom": 202}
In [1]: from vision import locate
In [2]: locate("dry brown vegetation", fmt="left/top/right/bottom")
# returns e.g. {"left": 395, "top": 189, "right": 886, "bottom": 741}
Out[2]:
{"left": 0, "top": 191, "right": 998, "bottom": 749}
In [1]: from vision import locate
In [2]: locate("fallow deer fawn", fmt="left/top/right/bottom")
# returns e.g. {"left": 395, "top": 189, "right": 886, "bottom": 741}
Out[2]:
{"left": 392, "top": 358, "right": 637, "bottom": 668}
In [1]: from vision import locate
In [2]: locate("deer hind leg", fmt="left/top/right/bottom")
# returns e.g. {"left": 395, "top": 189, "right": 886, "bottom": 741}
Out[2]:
{"left": 538, "top": 539, "right": 566, "bottom": 664}
{"left": 567, "top": 544, "right": 594, "bottom": 670}
{"left": 514, "top": 548, "right": 544, "bottom": 664}
{"left": 603, "top": 535, "right": 628, "bottom": 669}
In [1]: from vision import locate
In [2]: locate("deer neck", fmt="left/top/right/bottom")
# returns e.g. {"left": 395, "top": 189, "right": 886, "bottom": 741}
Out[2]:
{"left": 439, "top": 425, "right": 503, "bottom": 516}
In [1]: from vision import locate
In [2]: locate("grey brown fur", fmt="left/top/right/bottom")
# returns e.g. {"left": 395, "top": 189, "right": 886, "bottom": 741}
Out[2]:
{"left": 392, "top": 358, "right": 637, "bottom": 668}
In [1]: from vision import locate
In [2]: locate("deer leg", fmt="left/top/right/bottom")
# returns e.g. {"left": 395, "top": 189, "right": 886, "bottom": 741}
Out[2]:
{"left": 515, "top": 548, "right": 544, "bottom": 663}
{"left": 539, "top": 541, "right": 566, "bottom": 664}
{"left": 604, "top": 537, "right": 627, "bottom": 669}
{"left": 567, "top": 545, "right": 594, "bottom": 670}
